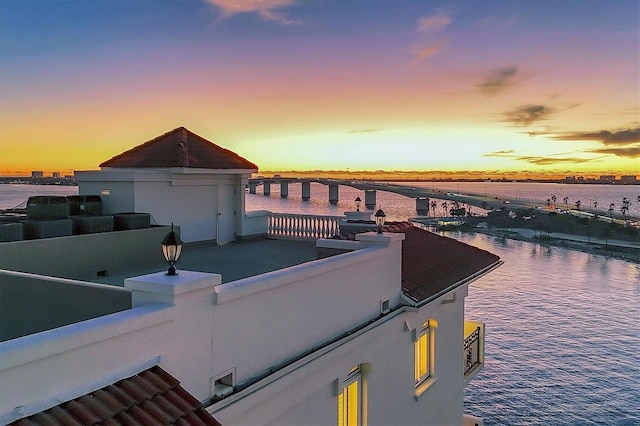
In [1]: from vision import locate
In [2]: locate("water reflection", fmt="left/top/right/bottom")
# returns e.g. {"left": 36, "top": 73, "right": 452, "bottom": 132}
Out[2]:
{"left": 458, "top": 233, "right": 640, "bottom": 425}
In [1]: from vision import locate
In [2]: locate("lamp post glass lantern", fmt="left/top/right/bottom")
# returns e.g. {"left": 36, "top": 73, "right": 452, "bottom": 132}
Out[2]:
{"left": 162, "top": 223, "right": 183, "bottom": 276}
{"left": 355, "top": 196, "right": 362, "bottom": 211}
{"left": 374, "top": 208, "right": 386, "bottom": 233}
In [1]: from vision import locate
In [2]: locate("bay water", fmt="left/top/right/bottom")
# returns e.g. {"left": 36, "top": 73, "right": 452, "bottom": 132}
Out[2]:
{"left": 1, "top": 182, "right": 639, "bottom": 424}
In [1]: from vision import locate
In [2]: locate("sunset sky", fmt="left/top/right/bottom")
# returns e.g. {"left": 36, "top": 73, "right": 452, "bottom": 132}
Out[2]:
{"left": 0, "top": 0, "right": 638, "bottom": 177}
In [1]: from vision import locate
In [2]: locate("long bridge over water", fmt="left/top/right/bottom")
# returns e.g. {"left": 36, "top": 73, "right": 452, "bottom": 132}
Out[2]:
{"left": 248, "top": 177, "right": 509, "bottom": 214}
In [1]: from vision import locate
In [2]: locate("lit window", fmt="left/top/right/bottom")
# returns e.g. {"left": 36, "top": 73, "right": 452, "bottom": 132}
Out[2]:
{"left": 415, "top": 332, "right": 429, "bottom": 384}
{"left": 338, "top": 366, "right": 361, "bottom": 426}
{"left": 414, "top": 320, "right": 436, "bottom": 386}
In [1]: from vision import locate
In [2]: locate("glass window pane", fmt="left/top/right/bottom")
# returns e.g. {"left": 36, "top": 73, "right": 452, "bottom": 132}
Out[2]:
{"left": 347, "top": 381, "right": 358, "bottom": 426}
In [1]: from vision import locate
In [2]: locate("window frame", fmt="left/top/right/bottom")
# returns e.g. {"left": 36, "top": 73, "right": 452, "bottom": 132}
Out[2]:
{"left": 413, "top": 320, "right": 437, "bottom": 398}
{"left": 338, "top": 366, "right": 362, "bottom": 426}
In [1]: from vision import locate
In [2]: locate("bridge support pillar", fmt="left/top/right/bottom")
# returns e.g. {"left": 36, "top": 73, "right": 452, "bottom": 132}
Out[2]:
{"left": 302, "top": 182, "right": 311, "bottom": 201}
{"left": 263, "top": 182, "right": 271, "bottom": 196}
{"left": 416, "top": 197, "right": 429, "bottom": 215}
{"left": 364, "top": 190, "right": 376, "bottom": 209}
{"left": 329, "top": 184, "right": 339, "bottom": 205}
{"left": 249, "top": 182, "right": 258, "bottom": 194}
{"left": 280, "top": 182, "right": 289, "bottom": 198}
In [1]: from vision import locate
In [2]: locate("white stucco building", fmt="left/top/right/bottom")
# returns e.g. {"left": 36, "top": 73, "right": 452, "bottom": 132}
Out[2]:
{"left": 0, "top": 128, "right": 501, "bottom": 425}
{"left": 75, "top": 127, "right": 258, "bottom": 243}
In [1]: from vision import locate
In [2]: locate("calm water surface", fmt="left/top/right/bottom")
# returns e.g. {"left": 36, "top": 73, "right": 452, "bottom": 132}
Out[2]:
{"left": 455, "top": 232, "right": 640, "bottom": 425}
{"left": 1, "top": 182, "right": 639, "bottom": 424}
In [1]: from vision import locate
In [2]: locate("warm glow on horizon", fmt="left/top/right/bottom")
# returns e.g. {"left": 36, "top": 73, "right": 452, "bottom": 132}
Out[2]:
{"left": 0, "top": 1, "right": 637, "bottom": 178}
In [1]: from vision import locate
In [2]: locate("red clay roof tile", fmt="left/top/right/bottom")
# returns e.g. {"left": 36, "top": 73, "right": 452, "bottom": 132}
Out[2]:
{"left": 399, "top": 225, "right": 499, "bottom": 303}
{"left": 100, "top": 127, "right": 258, "bottom": 171}
{"left": 10, "top": 366, "right": 221, "bottom": 426}
{"left": 334, "top": 222, "right": 500, "bottom": 304}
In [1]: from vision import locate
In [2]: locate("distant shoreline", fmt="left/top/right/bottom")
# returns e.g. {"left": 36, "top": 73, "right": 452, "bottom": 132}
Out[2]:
{"left": 462, "top": 227, "right": 639, "bottom": 264}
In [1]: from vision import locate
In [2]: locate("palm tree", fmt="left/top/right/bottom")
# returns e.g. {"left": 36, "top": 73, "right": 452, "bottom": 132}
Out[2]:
{"left": 546, "top": 198, "right": 551, "bottom": 210}
{"left": 563, "top": 196, "right": 569, "bottom": 210}
{"left": 575, "top": 200, "right": 581, "bottom": 211}
{"left": 551, "top": 195, "right": 557, "bottom": 208}
{"left": 609, "top": 203, "right": 615, "bottom": 218}
{"left": 441, "top": 201, "right": 448, "bottom": 217}
{"left": 430, "top": 200, "right": 437, "bottom": 217}
{"left": 593, "top": 201, "right": 598, "bottom": 217}
{"left": 621, "top": 197, "right": 630, "bottom": 216}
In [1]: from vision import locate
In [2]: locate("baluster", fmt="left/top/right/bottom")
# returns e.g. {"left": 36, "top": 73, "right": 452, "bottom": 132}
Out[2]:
{"left": 290, "top": 215, "right": 295, "bottom": 238}
{"left": 304, "top": 216, "right": 310, "bottom": 239}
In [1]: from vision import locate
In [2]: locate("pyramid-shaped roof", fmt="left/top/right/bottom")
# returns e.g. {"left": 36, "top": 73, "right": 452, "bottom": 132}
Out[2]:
{"left": 100, "top": 127, "right": 258, "bottom": 171}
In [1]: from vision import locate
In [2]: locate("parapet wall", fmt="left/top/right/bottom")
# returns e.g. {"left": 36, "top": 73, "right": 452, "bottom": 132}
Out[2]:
{"left": 0, "top": 270, "right": 131, "bottom": 341}
{"left": 0, "top": 226, "right": 171, "bottom": 281}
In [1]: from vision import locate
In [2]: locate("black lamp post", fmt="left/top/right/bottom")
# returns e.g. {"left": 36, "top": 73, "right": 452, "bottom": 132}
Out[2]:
{"left": 374, "top": 208, "right": 386, "bottom": 234}
{"left": 161, "top": 223, "right": 183, "bottom": 276}
{"left": 355, "top": 196, "right": 362, "bottom": 211}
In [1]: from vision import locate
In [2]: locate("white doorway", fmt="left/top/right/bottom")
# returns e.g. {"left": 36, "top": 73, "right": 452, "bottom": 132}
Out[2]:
{"left": 217, "top": 185, "right": 236, "bottom": 244}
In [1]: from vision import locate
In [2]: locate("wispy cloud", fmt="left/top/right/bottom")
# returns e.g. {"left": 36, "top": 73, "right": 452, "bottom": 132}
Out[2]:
{"left": 487, "top": 149, "right": 515, "bottom": 155}
{"left": 517, "top": 156, "right": 599, "bottom": 166}
{"left": 417, "top": 12, "right": 452, "bottom": 33}
{"left": 551, "top": 127, "right": 639, "bottom": 145}
{"left": 484, "top": 150, "right": 599, "bottom": 165}
{"left": 410, "top": 41, "right": 447, "bottom": 61}
{"left": 206, "top": 0, "right": 298, "bottom": 24}
{"left": 411, "top": 10, "right": 452, "bottom": 61}
{"left": 478, "top": 66, "right": 518, "bottom": 96}
{"left": 348, "top": 128, "right": 384, "bottom": 134}
{"left": 588, "top": 146, "right": 640, "bottom": 158}
{"left": 503, "top": 104, "right": 555, "bottom": 126}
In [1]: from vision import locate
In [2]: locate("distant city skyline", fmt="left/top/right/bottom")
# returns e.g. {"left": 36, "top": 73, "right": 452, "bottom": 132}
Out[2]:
{"left": 0, "top": 0, "right": 638, "bottom": 176}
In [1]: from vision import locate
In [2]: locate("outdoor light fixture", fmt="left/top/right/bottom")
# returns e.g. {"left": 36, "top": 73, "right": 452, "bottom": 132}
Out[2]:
{"left": 161, "top": 223, "right": 183, "bottom": 276}
{"left": 374, "top": 208, "right": 386, "bottom": 233}
{"left": 355, "top": 196, "right": 362, "bottom": 211}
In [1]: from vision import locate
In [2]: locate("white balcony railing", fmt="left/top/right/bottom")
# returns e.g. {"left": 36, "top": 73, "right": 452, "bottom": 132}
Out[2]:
{"left": 268, "top": 213, "right": 343, "bottom": 240}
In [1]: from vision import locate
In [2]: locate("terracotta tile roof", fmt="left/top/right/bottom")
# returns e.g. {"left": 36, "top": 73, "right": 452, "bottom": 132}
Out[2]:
{"left": 334, "top": 222, "right": 500, "bottom": 304}
{"left": 10, "top": 366, "right": 221, "bottom": 426}
{"left": 399, "top": 225, "right": 499, "bottom": 303}
{"left": 100, "top": 127, "right": 258, "bottom": 171}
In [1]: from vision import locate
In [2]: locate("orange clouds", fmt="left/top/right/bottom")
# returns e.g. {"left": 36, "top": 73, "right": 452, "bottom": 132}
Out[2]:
{"left": 206, "top": 0, "right": 298, "bottom": 24}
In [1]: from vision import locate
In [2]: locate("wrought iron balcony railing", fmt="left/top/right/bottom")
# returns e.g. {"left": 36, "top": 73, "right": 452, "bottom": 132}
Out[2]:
{"left": 464, "top": 321, "right": 484, "bottom": 380}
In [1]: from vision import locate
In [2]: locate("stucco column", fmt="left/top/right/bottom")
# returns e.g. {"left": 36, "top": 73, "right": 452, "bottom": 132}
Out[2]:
{"left": 364, "top": 190, "right": 376, "bottom": 209}
{"left": 301, "top": 182, "right": 311, "bottom": 201}
{"left": 125, "top": 270, "right": 222, "bottom": 402}
{"left": 329, "top": 184, "right": 339, "bottom": 205}
{"left": 248, "top": 182, "right": 257, "bottom": 194}
{"left": 416, "top": 197, "right": 429, "bottom": 215}
{"left": 263, "top": 182, "right": 271, "bottom": 196}
{"left": 280, "top": 182, "right": 289, "bottom": 199}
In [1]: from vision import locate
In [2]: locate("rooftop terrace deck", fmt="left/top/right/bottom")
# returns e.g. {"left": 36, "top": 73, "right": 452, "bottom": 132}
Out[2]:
{"left": 93, "top": 237, "right": 319, "bottom": 286}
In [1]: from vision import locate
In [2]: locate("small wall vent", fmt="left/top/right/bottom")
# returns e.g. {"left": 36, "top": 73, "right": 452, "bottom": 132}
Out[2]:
{"left": 212, "top": 370, "right": 235, "bottom": 401}
{"left": 380, "top": 298, "right": 391, "bottom": 314}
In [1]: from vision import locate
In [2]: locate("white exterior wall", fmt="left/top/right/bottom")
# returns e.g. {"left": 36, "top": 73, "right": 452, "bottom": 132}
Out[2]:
{"left": 75, "top": 169, "right": 251, "bottom": 243}
{"left": 210, "top": 233, "right": 404, "bottom": 383}
{"left": 0, "top": 232, "right": 479, "bottom": 425}
{"left": 211, "top": 284, "right": 470, "bottom": 426}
